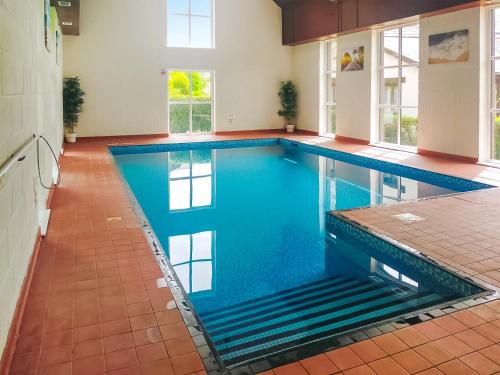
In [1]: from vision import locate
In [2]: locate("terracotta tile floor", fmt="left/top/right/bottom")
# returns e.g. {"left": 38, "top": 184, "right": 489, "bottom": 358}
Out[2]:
{"left": 5, "top": 131, "right": 500, "bottom": 375}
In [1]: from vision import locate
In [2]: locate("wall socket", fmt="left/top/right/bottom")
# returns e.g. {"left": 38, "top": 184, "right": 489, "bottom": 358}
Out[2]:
{"left": 227, "top": 114, "right": 236, "bottom": 123}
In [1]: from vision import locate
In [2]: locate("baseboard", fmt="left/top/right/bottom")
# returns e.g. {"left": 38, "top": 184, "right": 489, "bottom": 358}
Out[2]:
{"left": 417, "top": 148, "right": 478, "bottom": 164}
{"left": 214, "top": 129, "right": 319, "bottom": 136}
{"left": 295, "top": 129, "right": 319, "bottom": 136}
{"left": 78, "top": 133, "right": 169, "bottom": 141}
{"left": 0, "top": 231, "right": 42, "bottom": 375}
{"left": 334, "top": 135, "right": 370, "bottom": 145}
{"left": 214, "top": 129, "right": 284, "bottom": 135}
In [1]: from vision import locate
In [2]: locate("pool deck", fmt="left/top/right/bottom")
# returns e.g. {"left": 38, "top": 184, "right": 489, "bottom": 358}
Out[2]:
{"left": 4, "top": 131, "right": 500, "bottom": 375}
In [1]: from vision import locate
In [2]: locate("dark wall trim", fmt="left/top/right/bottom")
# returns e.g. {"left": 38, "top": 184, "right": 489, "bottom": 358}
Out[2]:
{"left": 50, "top": 0, "right": 80, "bottom": 36}
{"left": 274, "top": 0, "right": 480, "bottom": 45}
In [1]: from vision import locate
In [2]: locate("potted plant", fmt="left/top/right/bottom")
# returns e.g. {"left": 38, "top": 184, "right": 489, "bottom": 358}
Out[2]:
{"left": 278, "top": 80, "right": 298, "bottom": 133}
{"left": 63, "top": 76, "right": 85, "bottom": 143}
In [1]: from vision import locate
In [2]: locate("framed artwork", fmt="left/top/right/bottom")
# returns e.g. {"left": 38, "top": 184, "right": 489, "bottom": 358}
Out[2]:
{"left": 56, "top": 29, "right": 61, "bottom": 65}
{"left": 428, "top": 29, "right": 469, "bottom": 64}
{"left": 341, "top": 46, "right": 364, "bottom": 72}
{"left": 44, "top": 0, "right": 51, "bottom": 51}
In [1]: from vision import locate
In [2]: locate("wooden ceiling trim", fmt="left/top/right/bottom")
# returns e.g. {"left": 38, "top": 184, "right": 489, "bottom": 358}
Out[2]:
{"left": 274, "top": 0, "right": 482, "bottom": 45}
{"left": 50, "top": 0, "right": 80, "bottom": 36}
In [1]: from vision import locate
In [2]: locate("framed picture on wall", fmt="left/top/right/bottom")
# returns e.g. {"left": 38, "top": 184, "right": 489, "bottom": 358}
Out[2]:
{"left": 428, "top": 29, "right": 469, "bottom": 64}
{"left": 44, "top": 0, "right": 51, "bottom": 51}
{"left": 341, "top": 46, "right": 364, "bottom": 72}
{"left": 56, "top": 29, "right": 61, "bottom": 65}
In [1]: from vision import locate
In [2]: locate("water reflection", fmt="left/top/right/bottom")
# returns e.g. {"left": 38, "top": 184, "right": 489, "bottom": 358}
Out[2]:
{"left": 169, "top": 231, "right": 215, "bottom": 294}
{"left": 322, "top": 158, "right": 454, "bottom": 211}
{"left": 168, "top": 150, "right": 214, "bottom": 211}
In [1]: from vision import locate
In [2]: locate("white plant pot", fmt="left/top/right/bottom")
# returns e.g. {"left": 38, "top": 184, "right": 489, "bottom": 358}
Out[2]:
{"left": 65, "top": 133, "right": 77, "bottom": 143}
{"left": 286, "top": 125, "right": 295, "bottom": 133}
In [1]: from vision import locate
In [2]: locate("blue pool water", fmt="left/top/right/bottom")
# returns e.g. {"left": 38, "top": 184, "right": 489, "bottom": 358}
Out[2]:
{"left": 112, "top": 140, "right": 488, "bottom": 367}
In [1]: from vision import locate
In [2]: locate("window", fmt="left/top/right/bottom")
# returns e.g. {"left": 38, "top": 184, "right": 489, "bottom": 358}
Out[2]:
{"left": 379, "top": 24, "right": 420, "bottom": 147}
{"left": 167, "top": 0, "right": 213, "bottom": 48}
{"left": 324, "top": 40, "right": 337, "bottom": 136}
{"left": 168, "top": 149, "right": 214, "bottom": 211}
{"left": 169, "top": 231, "right": 215, "bottom": 294}
{"left": 168, "top": 71, "right": 213, "bottom": 134}
{"left": 490, "top": 8, "right": 500, "bottom": 160}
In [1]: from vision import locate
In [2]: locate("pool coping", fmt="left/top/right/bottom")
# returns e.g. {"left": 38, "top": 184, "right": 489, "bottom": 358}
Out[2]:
{"left": 107, "top": 138, "right": 499, "bottom": 374}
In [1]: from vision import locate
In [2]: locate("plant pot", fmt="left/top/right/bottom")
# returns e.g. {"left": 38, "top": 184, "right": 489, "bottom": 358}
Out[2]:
{"left": 286, "top": 124, "right": 295, "bottom": 133}
{"left": 65, "top": 133, "right": 77, "bottom": 143}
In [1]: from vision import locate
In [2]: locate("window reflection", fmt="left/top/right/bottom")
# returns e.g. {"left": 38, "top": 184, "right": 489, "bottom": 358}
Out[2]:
{"left": 169, "top": 231, "right": 215, "bottom": 294}
{"left": 377, "top": 261, "right": 419, "bottom": 288}
{"left": 168, "top": 150, "right": 214, "bottom": 211}
{"left": 377, "top": 173, "right": 421, "bottom": 203}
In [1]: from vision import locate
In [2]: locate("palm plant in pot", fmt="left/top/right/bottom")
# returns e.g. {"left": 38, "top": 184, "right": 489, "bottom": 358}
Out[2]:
{"left": 63, "top": 77, "right": 85, "bottom": 143}
{"left": 278, "top": 80, "right": 297, "bottom": 133}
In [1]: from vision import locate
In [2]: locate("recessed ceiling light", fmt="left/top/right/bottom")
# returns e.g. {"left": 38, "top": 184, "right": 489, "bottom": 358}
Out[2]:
{"left": 58, "top": 1, "right": 71, "bottom": 6}
{"left": 61, "top": 21, "right": 73, "bottom": 26}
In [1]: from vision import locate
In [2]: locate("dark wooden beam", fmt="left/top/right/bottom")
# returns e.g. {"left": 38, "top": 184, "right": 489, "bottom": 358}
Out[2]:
{"left": 274, "top": 0, "right": 480, "bottom": 45}
{"left": 50, "top": 0, "right": 80, "bottom": 36}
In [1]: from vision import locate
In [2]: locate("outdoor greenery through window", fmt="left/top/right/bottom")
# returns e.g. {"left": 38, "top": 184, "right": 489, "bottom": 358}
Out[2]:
{"left": 325, "top": 40, "right": 337, "bottom": 136}
{"left": 490, "top": 8, "right": 500, "bottom": 160}
{"left": 379, "top": 24, "right": 419, "bottom": 147}
{"left": 167, "top": 0, "right": 213, "bottom": 48}
{"left": 168, "top": 71, "right": 213, "bottom": 134}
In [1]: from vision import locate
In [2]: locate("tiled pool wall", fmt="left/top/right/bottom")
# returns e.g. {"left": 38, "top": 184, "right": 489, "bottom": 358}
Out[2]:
{"left": 109, "top": 138, "right": 493, "bottom": 193}
{"left": 326, "top": 213, "right": 492, "bottom": 301}
{"left": 109, "top": 139, "right": 497, "bottom": 374}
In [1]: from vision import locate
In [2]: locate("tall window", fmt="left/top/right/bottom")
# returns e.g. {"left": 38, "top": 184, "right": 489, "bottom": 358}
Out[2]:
{"left": 490, "top": 8, "right": 500, "bottom": 160}
{"left": 168, "top": 71, "right": 213, "bottom": 134}
{"left": 325, "top": 40, "right": 337, "bottom": 136}
{"left": 167, "top": 0, "right": 213, "bottom": 48}
{"left": 379, "top": 24, "right": 420, "bottom": 147}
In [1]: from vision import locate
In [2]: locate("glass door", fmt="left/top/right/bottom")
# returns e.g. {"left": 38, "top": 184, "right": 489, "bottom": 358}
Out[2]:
{"left": 168, "top": 71, "right": 213, "bottom": 134}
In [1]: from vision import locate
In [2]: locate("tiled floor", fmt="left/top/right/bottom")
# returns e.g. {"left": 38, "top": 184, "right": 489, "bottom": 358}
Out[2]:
{"left": 5, "top": 131, "right": 500, "bottom": 375}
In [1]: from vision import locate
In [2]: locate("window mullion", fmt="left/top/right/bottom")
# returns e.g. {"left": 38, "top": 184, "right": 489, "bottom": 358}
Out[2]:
{"left": 188, "top": 0, "right": 192, "bottom": 46}
{"left": 189, "top": 72, "right": 193, "bottom": 134}
{"left": 398, "top": 29, "right": 403, "bottom": 146}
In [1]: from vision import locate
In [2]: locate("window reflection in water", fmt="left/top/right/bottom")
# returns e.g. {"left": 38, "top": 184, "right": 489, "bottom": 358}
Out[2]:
{"left": 169, "top": 231, "right": 215, "bottom": 294}
{"left": 322, "top": 158, "right": 439, "bottom": 211}
{"left": 168, "top": 150, "right": 214, "bottom": 211}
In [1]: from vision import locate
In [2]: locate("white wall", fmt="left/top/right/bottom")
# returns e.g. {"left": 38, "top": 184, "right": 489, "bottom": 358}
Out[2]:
{"left": 292, "top": 42, "right": 322, "bottom": 133}
{"left": 292, "top": 7, "right": 485, "bottom": 159}
{"left": 419, "top": 7, "right": 483, "bottom": 158}
{"left": 0, "top": 0, "right": 63, "bottom": 358}
{"left": 63, "top": 0, "right": 293, "bottom": 137}
{"left": 336, "top": 31, "right": 374, "bottom": 142}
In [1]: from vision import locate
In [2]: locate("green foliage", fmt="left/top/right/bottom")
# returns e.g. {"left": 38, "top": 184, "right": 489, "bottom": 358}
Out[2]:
{"left": 169, "top": 71, "right": 211, "bottom": 102}
{"left": 382, "top": 116, "right": 418, "bottom": 146}
{"left": 170, "top": 103, "right": 211, "bottom": 134}
{"left": 63, "top": 77, "right": 85, "bottom": 133}
{"left": 278, "top": 80, "right": 298, "bottom": 125}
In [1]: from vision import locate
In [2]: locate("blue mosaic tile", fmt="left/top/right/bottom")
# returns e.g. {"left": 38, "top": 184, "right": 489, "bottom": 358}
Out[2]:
{"left": 109, "top": 138, "right": 279, "bottom": 155}
{"left": 109, "top": 137, "right": 493, "bottom": 192}
{"left": 325, "top": 213, "right": 490, "bottom": 298}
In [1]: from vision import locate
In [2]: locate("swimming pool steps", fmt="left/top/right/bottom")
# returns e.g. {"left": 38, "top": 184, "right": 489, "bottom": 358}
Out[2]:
{"left": 198, "top": 275, "right": 456, "bottom": 366}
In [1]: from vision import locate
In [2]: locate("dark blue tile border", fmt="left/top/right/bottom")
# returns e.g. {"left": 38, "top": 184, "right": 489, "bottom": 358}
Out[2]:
{"left": 109, "top": 138, "right": 493, "bottom": 192}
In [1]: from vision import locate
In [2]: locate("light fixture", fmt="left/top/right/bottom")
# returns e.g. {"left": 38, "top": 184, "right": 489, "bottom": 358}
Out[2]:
{"left": 61, "top": 21, "right": 73, "bottom": 26}
{"left": 58, "top": 1, "right": 71, "bottom": 6}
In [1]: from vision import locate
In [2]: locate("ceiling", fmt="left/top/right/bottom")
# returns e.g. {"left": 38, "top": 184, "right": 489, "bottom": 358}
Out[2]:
{"left": 50, "top": 0, "right": 80, "bottom": 35}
